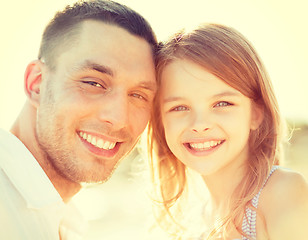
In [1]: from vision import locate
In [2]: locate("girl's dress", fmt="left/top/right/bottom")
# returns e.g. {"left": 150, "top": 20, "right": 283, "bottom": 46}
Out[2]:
{"left": 196, "top": 166, "right": 279, "bottom": 240}
{"left": 240, "top": 165, "right": 279, "bottom": 240}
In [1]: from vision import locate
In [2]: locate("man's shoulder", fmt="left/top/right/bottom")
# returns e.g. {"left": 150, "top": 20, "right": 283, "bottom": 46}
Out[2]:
{"left": 0, "top": 128, "right": 25, "bottom": 161}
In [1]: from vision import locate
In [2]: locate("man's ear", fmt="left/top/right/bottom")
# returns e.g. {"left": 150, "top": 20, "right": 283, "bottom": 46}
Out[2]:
{"left": 24, "top": 60, "right": 44, "bottom": 108}
{"left": 251, "top": 102, "right": 264, "bottom": 130}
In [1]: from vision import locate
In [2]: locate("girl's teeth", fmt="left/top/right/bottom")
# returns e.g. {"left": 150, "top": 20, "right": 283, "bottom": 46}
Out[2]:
{"left": 189, "top": 140, "right": 222, "bottom": 150}
{"left": 204, "top": 142, "right": 210, "bottom": 148}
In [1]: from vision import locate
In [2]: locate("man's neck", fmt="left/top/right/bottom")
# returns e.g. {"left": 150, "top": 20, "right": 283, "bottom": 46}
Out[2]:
{"left": 10, "top": 101, "right": 81, "bottom": 203}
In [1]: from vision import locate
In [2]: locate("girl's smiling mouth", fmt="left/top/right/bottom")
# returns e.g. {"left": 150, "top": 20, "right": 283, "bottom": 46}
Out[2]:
{"left": 183, "top": 140, "right": 225, "bottom": 154}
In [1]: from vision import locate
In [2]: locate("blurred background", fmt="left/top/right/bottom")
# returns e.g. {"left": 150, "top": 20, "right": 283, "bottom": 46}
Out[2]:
{"left": 0, "top": 0, "right": 307, "bottom": 239}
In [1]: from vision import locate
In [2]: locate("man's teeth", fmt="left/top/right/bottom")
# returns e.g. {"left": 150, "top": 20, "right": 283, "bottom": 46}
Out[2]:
{"left": 189, "top": 140, "right": 222, "bottom": 150}
{"left": 79, "top": 132, "right": 116, "bottom": 150}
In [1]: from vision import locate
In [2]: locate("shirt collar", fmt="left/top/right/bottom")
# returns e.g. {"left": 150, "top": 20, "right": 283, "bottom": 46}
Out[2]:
{"left": 0, "top": 129, "right": 64, "bottom": 209}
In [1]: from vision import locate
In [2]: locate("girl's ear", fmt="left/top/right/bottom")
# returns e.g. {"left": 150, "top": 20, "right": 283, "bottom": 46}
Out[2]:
{"left": 24, "top": 60, "right": 44, "bottom": 108}
{"left": 251, "top": 103, "right": 264, "bottom": 130}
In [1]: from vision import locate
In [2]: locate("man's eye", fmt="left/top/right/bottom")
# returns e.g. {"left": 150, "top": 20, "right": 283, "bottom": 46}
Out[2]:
{"left": 130, "top": 93, "right": 147, "bottom": 101}
{"left": 82, "top": 81, "right": 106, "bottom": 89}
{"left": 214, "top": 101, "right": 232, "bottom": 107}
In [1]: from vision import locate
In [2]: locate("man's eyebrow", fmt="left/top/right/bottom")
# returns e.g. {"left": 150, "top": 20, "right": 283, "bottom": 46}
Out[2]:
{"left": 73, "top": 60, "right": 156, "bottom": 91}
{"left": 139, "top": 81, "right": 156, "bottom": 92}
{"left": 74, "top": 60, "right": 114, "bottom": 76}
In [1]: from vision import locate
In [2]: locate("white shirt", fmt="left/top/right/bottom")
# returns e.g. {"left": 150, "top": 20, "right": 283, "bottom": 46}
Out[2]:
{"left": 0, "top": 129, "right": 86, "bottom": 239}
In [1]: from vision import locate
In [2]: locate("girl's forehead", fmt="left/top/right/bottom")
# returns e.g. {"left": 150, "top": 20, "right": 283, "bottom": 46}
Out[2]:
{"left": 160, "top": 59, "right": 240, "bottom": 94}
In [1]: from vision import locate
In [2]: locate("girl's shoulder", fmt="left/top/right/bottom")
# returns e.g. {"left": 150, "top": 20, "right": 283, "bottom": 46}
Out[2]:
{"left": 261, "top": 167, "right": 308, "bottom": 202}
{"left": 258, "top": 167, "right": 308, "bottom": 239}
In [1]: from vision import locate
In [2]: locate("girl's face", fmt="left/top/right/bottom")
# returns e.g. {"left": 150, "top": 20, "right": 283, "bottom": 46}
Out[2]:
{"left": 160, "top": 59, "right": 262, "bottom": 176}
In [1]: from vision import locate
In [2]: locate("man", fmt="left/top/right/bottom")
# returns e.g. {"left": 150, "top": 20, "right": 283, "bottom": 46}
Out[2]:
{"left": 0, "top": 0, "right": 157, "bottom": 239}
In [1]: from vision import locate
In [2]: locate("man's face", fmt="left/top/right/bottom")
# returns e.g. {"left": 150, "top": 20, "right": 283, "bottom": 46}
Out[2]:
{"left": 36, "top": 20, "right": 156, "bottom": 183}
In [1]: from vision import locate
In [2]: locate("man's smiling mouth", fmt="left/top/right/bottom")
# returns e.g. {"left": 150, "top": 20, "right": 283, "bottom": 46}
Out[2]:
{"left": 79, "top": 131, "right": 117, "bottom": 150}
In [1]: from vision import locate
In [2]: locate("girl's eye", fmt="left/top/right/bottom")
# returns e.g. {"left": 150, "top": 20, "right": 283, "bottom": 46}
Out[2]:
{"left": 214, "top": 101, "right": 232, "bottom": 107}
{"left": 170, "top": 105, "right": 189, "bottom": 112}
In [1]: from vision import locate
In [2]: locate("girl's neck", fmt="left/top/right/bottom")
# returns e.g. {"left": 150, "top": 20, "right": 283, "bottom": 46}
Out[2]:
{"left": 202, "top": 162, "right": 247, "bottom": 210}
{"left": 200, "top": 164, "right": 247, "bottom": 240}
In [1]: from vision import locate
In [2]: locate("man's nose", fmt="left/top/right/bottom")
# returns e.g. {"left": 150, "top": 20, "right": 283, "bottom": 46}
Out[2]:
{"left": 97, "top": 91, "right": 129, "bottom": 130}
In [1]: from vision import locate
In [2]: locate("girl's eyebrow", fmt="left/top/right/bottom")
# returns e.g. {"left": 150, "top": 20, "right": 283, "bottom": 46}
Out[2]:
{"left": 163, "top": 96, "right": 184, "bottom": 103}
{"left": 213, "top": 91, "right": 241, "bottom": 98}
{"left": 163, "top": 91, "right": 241, "bottom": 103}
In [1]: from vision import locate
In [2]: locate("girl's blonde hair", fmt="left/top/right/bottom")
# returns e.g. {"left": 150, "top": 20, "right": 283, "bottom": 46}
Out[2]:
{"left": 148, "top": 23, "right": 284, "bottom": 238}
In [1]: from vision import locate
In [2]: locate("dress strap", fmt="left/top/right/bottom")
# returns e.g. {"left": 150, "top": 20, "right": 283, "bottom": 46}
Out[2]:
{"left": 242, "top": 166, "right": 279, "bottom": 240}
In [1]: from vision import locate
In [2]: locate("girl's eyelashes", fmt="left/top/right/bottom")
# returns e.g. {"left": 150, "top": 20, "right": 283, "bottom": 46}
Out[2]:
{"left": 169, "top": 105, "right": 189, "bottom": 112}
{"left": 166, "top": 101, "right": 234, "bottom": 112}
{"left": 214, "top": 101, "right": 233, "bottom": 108}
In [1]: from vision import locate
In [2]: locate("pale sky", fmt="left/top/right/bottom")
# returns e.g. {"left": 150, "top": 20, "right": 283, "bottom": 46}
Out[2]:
{"left": 1, "top": 0, "right": 307, "bottom": 130}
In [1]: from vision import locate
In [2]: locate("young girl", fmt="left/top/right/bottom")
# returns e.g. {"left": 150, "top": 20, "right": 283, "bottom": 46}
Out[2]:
{"left": 148, "top": 23, "right": 308, "bottom": 239}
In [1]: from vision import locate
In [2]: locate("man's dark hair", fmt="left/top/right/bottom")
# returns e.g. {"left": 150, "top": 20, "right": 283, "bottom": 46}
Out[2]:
{"left": 38, "top": 0, "right": 157, "bottom": 69}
